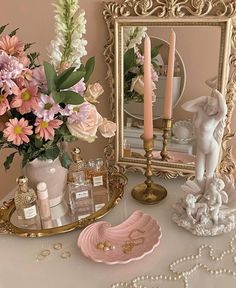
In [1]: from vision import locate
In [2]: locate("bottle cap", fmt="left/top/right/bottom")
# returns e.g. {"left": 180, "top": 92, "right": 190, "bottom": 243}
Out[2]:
{"left": 16, "top": 176, "right": 28, "bottom": 186}
{"left": 37, "top": 182, "right": 49, "bottom": 200}
{"left": 37, "top": 182, "right": 47, "bottom": 192}
{"left": 72, "top": 147, "right": 83, "bottom": 163}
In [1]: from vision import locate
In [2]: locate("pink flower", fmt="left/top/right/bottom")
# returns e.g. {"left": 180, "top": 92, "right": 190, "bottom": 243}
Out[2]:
{"left": 70, "top": 78, "right": 86, "bottom": 95}
{"left": 34, "top": 94, "right": 61, "bottom": 121}
{"left": 0, "top": 51, "right": 24, "bottom": 94}
{"left": 66, "top": 102, "right": 103, "bottom": 143}
{"left": 11, "top": 85, "right": 39, "bottom": 114}
{"left": 32, "top": 67, "right": 47, "bottom": 92}
{"left": 84, "top": 83, "right": 104, "bottom": 104}
{"left": 3, "top": 118, "right": 33, "bottom": 146}
{"left": 99, "top": 118, "right": 116, "bottom": 138}
{"left": 35, "top": 118, "right": 63, "bottom": 141}
{"left": 0, "top": 35, "right": 24, "bottom": 58}
{"left": 0, "top": 93, "right": 10, "bottom": 115}
{"left": 0, "top": 35, "right": 28, "bottom": 66}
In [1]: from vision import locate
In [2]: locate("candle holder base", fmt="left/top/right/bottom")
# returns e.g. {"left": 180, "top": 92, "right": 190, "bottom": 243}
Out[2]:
{"left": 131, "top": 183, "right": 167, "bottom": 205}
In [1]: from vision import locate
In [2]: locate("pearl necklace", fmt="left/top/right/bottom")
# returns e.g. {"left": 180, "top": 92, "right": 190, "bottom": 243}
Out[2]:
{"left": 111, "top": 234, "right": 236, "bottom": 288}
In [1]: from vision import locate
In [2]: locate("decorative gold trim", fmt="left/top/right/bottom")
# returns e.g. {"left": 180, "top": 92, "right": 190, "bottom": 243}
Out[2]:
{"left": 0, "top": 173, "right": 127, "bottom": 237}
{"left": 103, "top": 0, "right": 236, "bottom": 179}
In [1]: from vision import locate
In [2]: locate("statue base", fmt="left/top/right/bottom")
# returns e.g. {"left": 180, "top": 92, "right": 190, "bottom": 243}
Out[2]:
{"left": 172, "top": 176, "right": 236, "bottom": 236}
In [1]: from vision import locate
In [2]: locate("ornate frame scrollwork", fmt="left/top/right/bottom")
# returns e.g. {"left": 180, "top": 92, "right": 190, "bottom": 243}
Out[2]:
{"left": 103, "top": 0, "right": 236, "bottom": 179}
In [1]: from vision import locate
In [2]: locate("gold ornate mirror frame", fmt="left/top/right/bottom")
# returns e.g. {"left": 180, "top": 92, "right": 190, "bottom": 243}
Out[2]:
{"left": 103, "top": 0, "right": 236, "bottom": 179}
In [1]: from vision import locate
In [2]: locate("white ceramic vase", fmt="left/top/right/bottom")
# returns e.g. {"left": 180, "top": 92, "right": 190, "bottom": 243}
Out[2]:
{"left": 24, "top": 157, "right": 68, "bottom": 207}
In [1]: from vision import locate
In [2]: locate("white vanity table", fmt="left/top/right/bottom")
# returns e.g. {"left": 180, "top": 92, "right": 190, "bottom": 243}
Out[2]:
{"left": 0, "top": 173, "right": 236, "bottom": 288}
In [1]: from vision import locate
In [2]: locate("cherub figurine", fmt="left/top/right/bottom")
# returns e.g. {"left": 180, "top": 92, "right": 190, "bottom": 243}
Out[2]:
{"left": 185, "top": 194, "right": 208, "bottom": 225}
{"left": 203, "top": 178, "right": 228, "bottom": 225}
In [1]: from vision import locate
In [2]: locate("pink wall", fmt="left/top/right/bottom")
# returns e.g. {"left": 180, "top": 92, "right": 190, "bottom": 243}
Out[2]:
{"left": 0, "top": 0, "right": 235, "bottom": 199}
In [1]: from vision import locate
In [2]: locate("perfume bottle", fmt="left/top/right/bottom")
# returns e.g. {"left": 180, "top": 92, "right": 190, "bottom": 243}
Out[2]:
{"left": 36, "top": 182, "right": 51, "bottom": 221}
{"left": 68, "top": 173, "right": 94, "bottom": 220}
{"left": 67, "top": 147, "right": 85, "bottom": 183}
{"left": 86, "top": 158, "right": 110, "bottom": 212}
{"left": 14, "top": 176, "right": 39, "bottom": 227}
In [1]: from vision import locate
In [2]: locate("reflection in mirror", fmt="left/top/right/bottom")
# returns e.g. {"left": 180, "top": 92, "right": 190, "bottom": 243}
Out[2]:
{"left": 122, "top": 25, "right": 221, "bottom": 167}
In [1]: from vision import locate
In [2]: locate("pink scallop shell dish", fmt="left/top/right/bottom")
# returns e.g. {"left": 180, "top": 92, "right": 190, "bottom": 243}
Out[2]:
{"left": 77, "top": 210, "right": 162, "bottom": 264}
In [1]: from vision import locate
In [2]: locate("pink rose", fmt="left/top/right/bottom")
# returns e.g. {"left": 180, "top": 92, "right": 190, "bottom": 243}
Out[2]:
{"left": 66, "top": 103, "right": 103, "bottom": 143}
{"left": 85, "top": 82, "right": 104, "bottom": 104}
{"left": 130, "top": 75, "right": 156, "bottom": 102}
{"left": 99, "top": 118, "right": 116, "bottom": 138}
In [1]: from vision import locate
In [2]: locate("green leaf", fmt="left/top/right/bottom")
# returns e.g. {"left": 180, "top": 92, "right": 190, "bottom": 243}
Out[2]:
{"left": 84, "top": 57, "right": 95, "bottom": 83}
{"left": 4, "top": 152, "right": 17, "bottom": 170}
{"left": 52, "top": 91, "right": 65, "bottom": 104}
{"left": 35, "top": 138, "right": 43, "bottom": 148}
{"left": 59, "top": 152, "right": 71, "bottom": 169}
{"left": 24, "top": 42, "right": 35, "bottom": 51}
{"left": 45, "top": 146, "right": 60, "bottom": 160}
{"left": 57, "top": 70, "right": 86, "bottom": 90}
{"left": 22, "top": 154, "right": 29, "bottom": 168}
{"left": 9, "top": 28, "right": 19, "bottom": 37}
{"left": 124, "top": 48, "right": 136, "bottom": 73}
{"left": 43, "top": 61, "right": 57, "bottom": 94}
{"left": 0, "top": 24, "right": 9, "bottom": 35}
{"left": 56, "top": 67, "right": 76, "bottom": 87}
{"left": 151, "top": 44, "right": 163, "bottom": 58}
{"left": 55, "top": 91, "right": 85, "bottom": 105}
{"left": 27, "top": 52, "right": 40, "bottom": 69}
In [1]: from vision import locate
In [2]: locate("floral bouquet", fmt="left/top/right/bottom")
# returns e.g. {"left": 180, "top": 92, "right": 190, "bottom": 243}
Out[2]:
{"left": 0, "top": 0, "right": 116, "bottom": 170}
{"left": 123, "top": 27, "right": 162, "bottom": 104}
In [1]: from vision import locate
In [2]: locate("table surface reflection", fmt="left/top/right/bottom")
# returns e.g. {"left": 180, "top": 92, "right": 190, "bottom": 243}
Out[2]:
{"left": 0, "top": 173, "right": 236, "bottom": 288}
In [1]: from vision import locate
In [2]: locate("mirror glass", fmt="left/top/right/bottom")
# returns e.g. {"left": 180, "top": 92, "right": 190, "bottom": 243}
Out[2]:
{"left": 121, "top": 24, "right": 223, "bottom": 168}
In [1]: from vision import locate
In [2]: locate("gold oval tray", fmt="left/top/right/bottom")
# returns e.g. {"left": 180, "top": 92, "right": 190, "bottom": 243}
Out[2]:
{"left": 0, "top": 173, "right": 127, "bottom": 238}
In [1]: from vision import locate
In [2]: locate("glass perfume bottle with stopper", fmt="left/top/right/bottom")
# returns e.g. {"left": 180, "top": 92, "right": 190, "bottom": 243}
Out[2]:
{"left": 14, "top": 176, "right": 39, "bottom": 227}
{"left": 86, "top": 158, "right": 110, "bottom": 212}
{"left": 67, "top": 147, "right": 85, "bottom": 183}
{"left": 68, "top": 172, "right": 94, "bottom": 220}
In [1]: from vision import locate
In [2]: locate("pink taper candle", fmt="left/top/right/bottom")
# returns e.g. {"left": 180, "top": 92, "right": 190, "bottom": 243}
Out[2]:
{"left": 163, "top": 29, "right": 176, "bottom": 119}
{"left": 143, "top": 35, "right": 153, "bottom": 140}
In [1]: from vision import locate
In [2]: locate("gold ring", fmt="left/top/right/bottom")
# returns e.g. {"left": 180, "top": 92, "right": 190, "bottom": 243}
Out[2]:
{"left": 60, "top": 251, "right": 71, "bottom": 259}
{"left": 53, "top": 243, "right": 63, "bottom": 250}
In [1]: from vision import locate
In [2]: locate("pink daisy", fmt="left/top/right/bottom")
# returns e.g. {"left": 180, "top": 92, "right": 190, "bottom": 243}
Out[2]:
{"left": 11, "top": 84, "right": 39, "bottom": 114}
{"left": 34, "top": 94, "right": 61, "bottom": 121}
{"left": 3, "top": 118, "right": 33, "bottom": 146}
{"left": 35, "top": 118, "right": 63, "bottom": 141}
{"left": 0, "top": 93, "right": 10, "bottom": 115}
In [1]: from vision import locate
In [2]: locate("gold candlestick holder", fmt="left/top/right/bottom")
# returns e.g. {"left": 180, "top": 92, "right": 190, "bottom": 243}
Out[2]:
{"left": 160, "top": 118, "right": 172, "bottom": 161}
{"left": 131, "top": 135, "right": 167, "bottom": 205}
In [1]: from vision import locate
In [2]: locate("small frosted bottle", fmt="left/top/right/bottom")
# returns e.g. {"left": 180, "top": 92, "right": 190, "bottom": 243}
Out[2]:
{"left": 37, "top": 182, "right": 51, "bottom": 221}
{"left": 14, "top": 176, "right": 39, "bottom": 227}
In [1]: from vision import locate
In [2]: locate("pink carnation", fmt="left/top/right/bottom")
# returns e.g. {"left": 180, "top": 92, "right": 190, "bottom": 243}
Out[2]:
{"left": 0, "top": 51, "right": 24, "bottom": 94}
